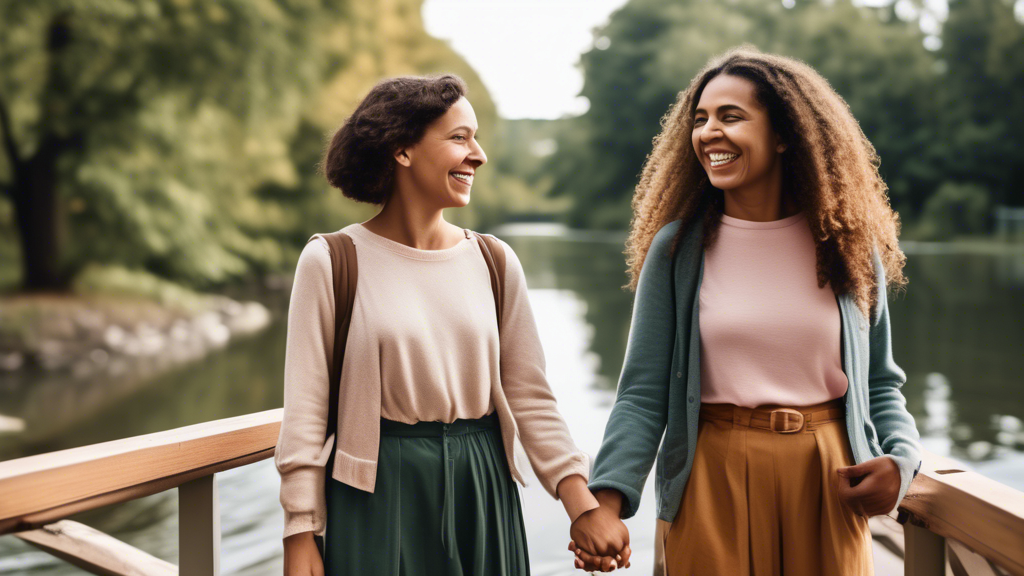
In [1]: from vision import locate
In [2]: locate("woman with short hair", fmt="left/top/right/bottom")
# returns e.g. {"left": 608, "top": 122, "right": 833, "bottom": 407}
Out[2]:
{"left": 276, "top": 74, "right": 600, "bottom": 576}
{"left": 569, "top": 48, "right": 922, "bottom": 575}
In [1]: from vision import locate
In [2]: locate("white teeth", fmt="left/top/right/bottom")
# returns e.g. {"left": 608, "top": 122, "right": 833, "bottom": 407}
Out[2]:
{"left": 709, "top": 153, "right": 738, "bottom": 167}
{"left": 451, "top": 172, "right": 473, "bottom": 184}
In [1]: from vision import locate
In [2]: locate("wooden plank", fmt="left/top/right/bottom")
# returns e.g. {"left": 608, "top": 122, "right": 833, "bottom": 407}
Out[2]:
{"left": 0, "top": 409, "right": 281, "bottom": 533}
{"left": 900, "top": 452, "right": 1024, "bottom": 576}
{"left": 0, "top": 447, "right": 273, "bottom": 536}
{"left": 948, "top": 538, "right": 1011, "bottom": 576}
{"left": 179, "top": 475, "right": 219, "bottom": 576}
{"left": 15, "top": 519, "right": 177, "bottom": 576}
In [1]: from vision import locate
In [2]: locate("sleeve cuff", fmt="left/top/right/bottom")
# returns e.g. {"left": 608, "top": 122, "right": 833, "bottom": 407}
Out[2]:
{"left": 885, "top": 453, "right": 922, "bottom": 513}
{"left": 540, "top": 453, "right": 591, "bottom": 498}
{"left": 282, "top": 511, "right": 323, "bottom": 539}
{"left": 587, "top": 479, "right": 642, "bottom": 520}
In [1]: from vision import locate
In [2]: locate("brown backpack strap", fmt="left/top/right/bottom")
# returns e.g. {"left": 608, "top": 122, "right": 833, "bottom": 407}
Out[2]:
{"left": 314, "top": 231, "right": 357, "bottom": 444}
{"left": 474, "top": 232, "right": 506, "bottom": 331}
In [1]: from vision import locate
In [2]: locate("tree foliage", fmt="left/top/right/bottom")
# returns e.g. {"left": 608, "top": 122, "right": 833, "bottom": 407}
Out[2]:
{"left": 0, "top": 0, "right": 512, "bottom": 289}
{"left": 546, "top": 0, "right": 1022, "bottom": 236}
{"left": 932, "top": 0, "right": 1024, "bottom": 217}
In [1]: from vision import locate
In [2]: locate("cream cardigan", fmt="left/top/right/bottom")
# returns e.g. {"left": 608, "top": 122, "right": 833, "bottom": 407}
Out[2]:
{"left": 275, "top": 224, "right": 592, "bottom": 538}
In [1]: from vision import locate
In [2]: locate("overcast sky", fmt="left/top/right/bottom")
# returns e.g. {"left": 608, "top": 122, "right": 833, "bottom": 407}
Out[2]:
{"left": 422, "top": 0, "right": 965, "bottom": 120}
{"left": 422, "top": 0, "right": 630, "bottom": 120}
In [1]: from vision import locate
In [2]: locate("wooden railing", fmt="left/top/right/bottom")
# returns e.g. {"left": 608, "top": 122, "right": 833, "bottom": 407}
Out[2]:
{"left": 0, "top": 411, "right": 1022, "bottom": 575}
{"left": 0, "top": 410, "right": 281, "bottom": 575}
{"left": 898, "top": 451, "right": 1024, "bottom": 576}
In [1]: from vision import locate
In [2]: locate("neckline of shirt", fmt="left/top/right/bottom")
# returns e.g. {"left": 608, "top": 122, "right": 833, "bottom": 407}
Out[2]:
{"left": 720, "top": 211, "right": 805, "bottom": 230}
{"left": 347, "top": 223, "right": 477, "bottom": 261}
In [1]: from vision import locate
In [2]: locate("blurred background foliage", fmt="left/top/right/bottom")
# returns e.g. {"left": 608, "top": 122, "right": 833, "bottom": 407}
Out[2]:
{"left": 0, "top": 0, "right": 546, "bottom": 291}
{"left": 0, "top": 0, "right": 1021, "bottom": 294}
{"left": 540, "top": 0, "right": 1024, "bottom": 232}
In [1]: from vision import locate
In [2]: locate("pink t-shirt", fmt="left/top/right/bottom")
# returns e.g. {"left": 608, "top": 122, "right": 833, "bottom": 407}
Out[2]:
{"left": 699, "top": 212, "right": 848, "bottom": 408}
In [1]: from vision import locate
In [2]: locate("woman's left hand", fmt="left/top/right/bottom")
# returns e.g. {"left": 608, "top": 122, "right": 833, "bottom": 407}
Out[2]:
{"left": 837, "top": 456, "right": 901, "bottom": 517}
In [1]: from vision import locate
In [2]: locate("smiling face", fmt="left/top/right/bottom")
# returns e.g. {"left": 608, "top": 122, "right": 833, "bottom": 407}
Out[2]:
{"left": 394, "top": 97, "right": 487, "bottom": 209}
{"left": 691, "top": 74, "right": 785, "bottom": 196}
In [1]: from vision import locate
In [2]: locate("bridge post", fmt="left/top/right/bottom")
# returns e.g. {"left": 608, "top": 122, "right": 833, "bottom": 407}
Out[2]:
{"left": 904, "top": 521, "right": 945, "bottom": 576}
{"left": 179, "top": 474, "right": 220, "bottom": 576}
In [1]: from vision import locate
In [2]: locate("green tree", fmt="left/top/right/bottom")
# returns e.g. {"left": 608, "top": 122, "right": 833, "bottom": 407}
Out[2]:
{"left": 547, "top": 0, "right": 938, "bottom": 229}
{"left": 0, "top": 0, "right": 514, "bottom": 291}
{"left": 933, "top": 0, "right": 1024, "bottom": 209}
{"left": 917, "top": 181, "right": 991, "bottom": 239}
{"left": 0, "top": 0, "right": 336, "bottom": 289}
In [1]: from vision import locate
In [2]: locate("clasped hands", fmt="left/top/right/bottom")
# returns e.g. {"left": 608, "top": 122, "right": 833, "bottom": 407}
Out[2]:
{"left": 566, "top": 458, "right": 899, "bottom": 572}
{"left": 568, "top": 489, "right": 631, "bottom": 572}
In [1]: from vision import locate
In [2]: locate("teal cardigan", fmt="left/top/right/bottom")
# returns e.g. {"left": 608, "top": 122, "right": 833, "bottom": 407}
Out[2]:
{"left": 588, "top": 219, "right": 922, "bottom": 522}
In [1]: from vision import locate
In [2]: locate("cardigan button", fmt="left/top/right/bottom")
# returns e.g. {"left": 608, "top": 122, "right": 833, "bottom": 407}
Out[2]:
{"left": 676, "top": 372, "right": 683, "bottom": 378}
{"left": 688, "top": 396, "right": 695, "bottom": 403}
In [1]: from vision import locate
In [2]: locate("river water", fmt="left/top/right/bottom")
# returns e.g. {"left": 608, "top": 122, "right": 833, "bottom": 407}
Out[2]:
{"left": 1, "top": 228, "right": 1022, "bottom": 574}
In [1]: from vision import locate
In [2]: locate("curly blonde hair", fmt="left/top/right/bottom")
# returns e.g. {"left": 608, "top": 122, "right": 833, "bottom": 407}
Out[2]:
{"left": 625, "top": 46, "right": 906, "bottom": 317}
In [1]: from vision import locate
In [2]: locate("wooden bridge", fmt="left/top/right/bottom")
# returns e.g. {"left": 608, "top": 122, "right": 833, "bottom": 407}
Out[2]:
{"left": 0, "top": 410, "right": 1021, "bottom": 575}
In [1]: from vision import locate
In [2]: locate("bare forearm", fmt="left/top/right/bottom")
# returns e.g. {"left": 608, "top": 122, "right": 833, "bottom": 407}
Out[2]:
{"left": 594, "top": 488, "right": 624, "bottom": 517}
{"left": 557, "top": 474, "right": 600, "bottom": 522}
{"left": 283, "top": 531, "right": 322, "bottom": 576}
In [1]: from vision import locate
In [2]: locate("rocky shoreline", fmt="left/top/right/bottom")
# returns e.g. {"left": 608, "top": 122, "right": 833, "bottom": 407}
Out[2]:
{"left": 0, "top": 294, "right": 272, "bottom": 379}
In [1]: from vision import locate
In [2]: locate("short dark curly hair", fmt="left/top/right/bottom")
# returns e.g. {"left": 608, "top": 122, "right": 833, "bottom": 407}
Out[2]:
{"left": 322, "top": 74, "right": 469, "bottom": 204}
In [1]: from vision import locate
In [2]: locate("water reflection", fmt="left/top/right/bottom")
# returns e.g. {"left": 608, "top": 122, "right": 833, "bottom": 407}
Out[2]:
{"left": 0, "top": 318, "right": 288, "bottom": 459}
{"left": 892, "top": 252, "right": 1024, "bottom": 489}
{"left": 504, "top": 234, "right": 634, "bottom": 391}
{"left": 919, "top": 372, "right": 954, "bottom": 457}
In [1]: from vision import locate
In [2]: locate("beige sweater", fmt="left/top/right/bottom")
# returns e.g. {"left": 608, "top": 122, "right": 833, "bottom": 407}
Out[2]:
{"left": 275, "top": 224, "right": 592, "bottom": 538}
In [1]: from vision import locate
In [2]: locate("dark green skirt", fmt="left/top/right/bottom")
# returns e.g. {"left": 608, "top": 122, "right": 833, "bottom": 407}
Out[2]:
{"left": 323, "top": 413, "right": 530, "bottom": 575}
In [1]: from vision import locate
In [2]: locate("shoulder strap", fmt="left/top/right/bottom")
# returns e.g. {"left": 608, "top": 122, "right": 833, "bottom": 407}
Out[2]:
{"left": 474, "top": 232, "right": 506, "bottom": 331}
{"left": 314, "top": 231, "right": 357, "bottom": 444}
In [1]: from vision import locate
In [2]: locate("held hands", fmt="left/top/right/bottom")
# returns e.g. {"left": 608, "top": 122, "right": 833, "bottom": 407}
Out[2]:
{"left": 283, "top": 531, "right": 324, "bottom": 576}
{"left": 837, "top": 456, "right": 901, "bottom": 517}
{"left": 568, "top": 490, "right": 632, "bottom": 571}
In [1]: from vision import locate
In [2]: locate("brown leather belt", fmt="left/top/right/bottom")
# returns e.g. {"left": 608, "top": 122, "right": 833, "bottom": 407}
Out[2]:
{"left": 699, "top": 398, "right": 845, "bottom": 434}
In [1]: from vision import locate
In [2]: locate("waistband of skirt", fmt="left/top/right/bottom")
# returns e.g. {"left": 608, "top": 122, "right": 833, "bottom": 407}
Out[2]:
{"left": 380, "top": 412, "right": 500, "bottom": 437}
{"left": 699, "top": 398, "right": 845, "bottom": 432}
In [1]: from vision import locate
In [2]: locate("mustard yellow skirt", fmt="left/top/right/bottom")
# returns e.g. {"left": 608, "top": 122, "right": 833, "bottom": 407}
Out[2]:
{"left": 662, "top": 399, "right": 873, "bottom": 576}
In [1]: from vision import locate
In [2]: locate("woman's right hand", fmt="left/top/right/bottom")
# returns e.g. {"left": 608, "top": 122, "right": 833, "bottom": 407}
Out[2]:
{"left": 283, "top": 531, "right": 324, "bottom": 576}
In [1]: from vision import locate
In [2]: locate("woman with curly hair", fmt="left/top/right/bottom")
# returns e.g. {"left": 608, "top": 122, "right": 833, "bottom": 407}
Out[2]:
{"left": 568, "top": 48, "right": 922, "bottom": 574}
{"left": 276, "top": 74, "right": 599, "bottom": 575}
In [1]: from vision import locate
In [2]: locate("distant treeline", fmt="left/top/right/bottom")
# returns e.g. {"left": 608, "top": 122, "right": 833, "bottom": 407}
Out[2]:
{"left": 534, "top": 0, "right": 1023, "bottom": 238}
{"left": 1, "top": 0, "right": 1020, "bottom": 294}
{"left": 0, "top": 0, "right": 545, "bottom": 292}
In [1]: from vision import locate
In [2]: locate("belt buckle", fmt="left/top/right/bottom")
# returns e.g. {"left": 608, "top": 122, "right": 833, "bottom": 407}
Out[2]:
{"left": 769, "top": 409, "right": 805, "bottom": 433}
